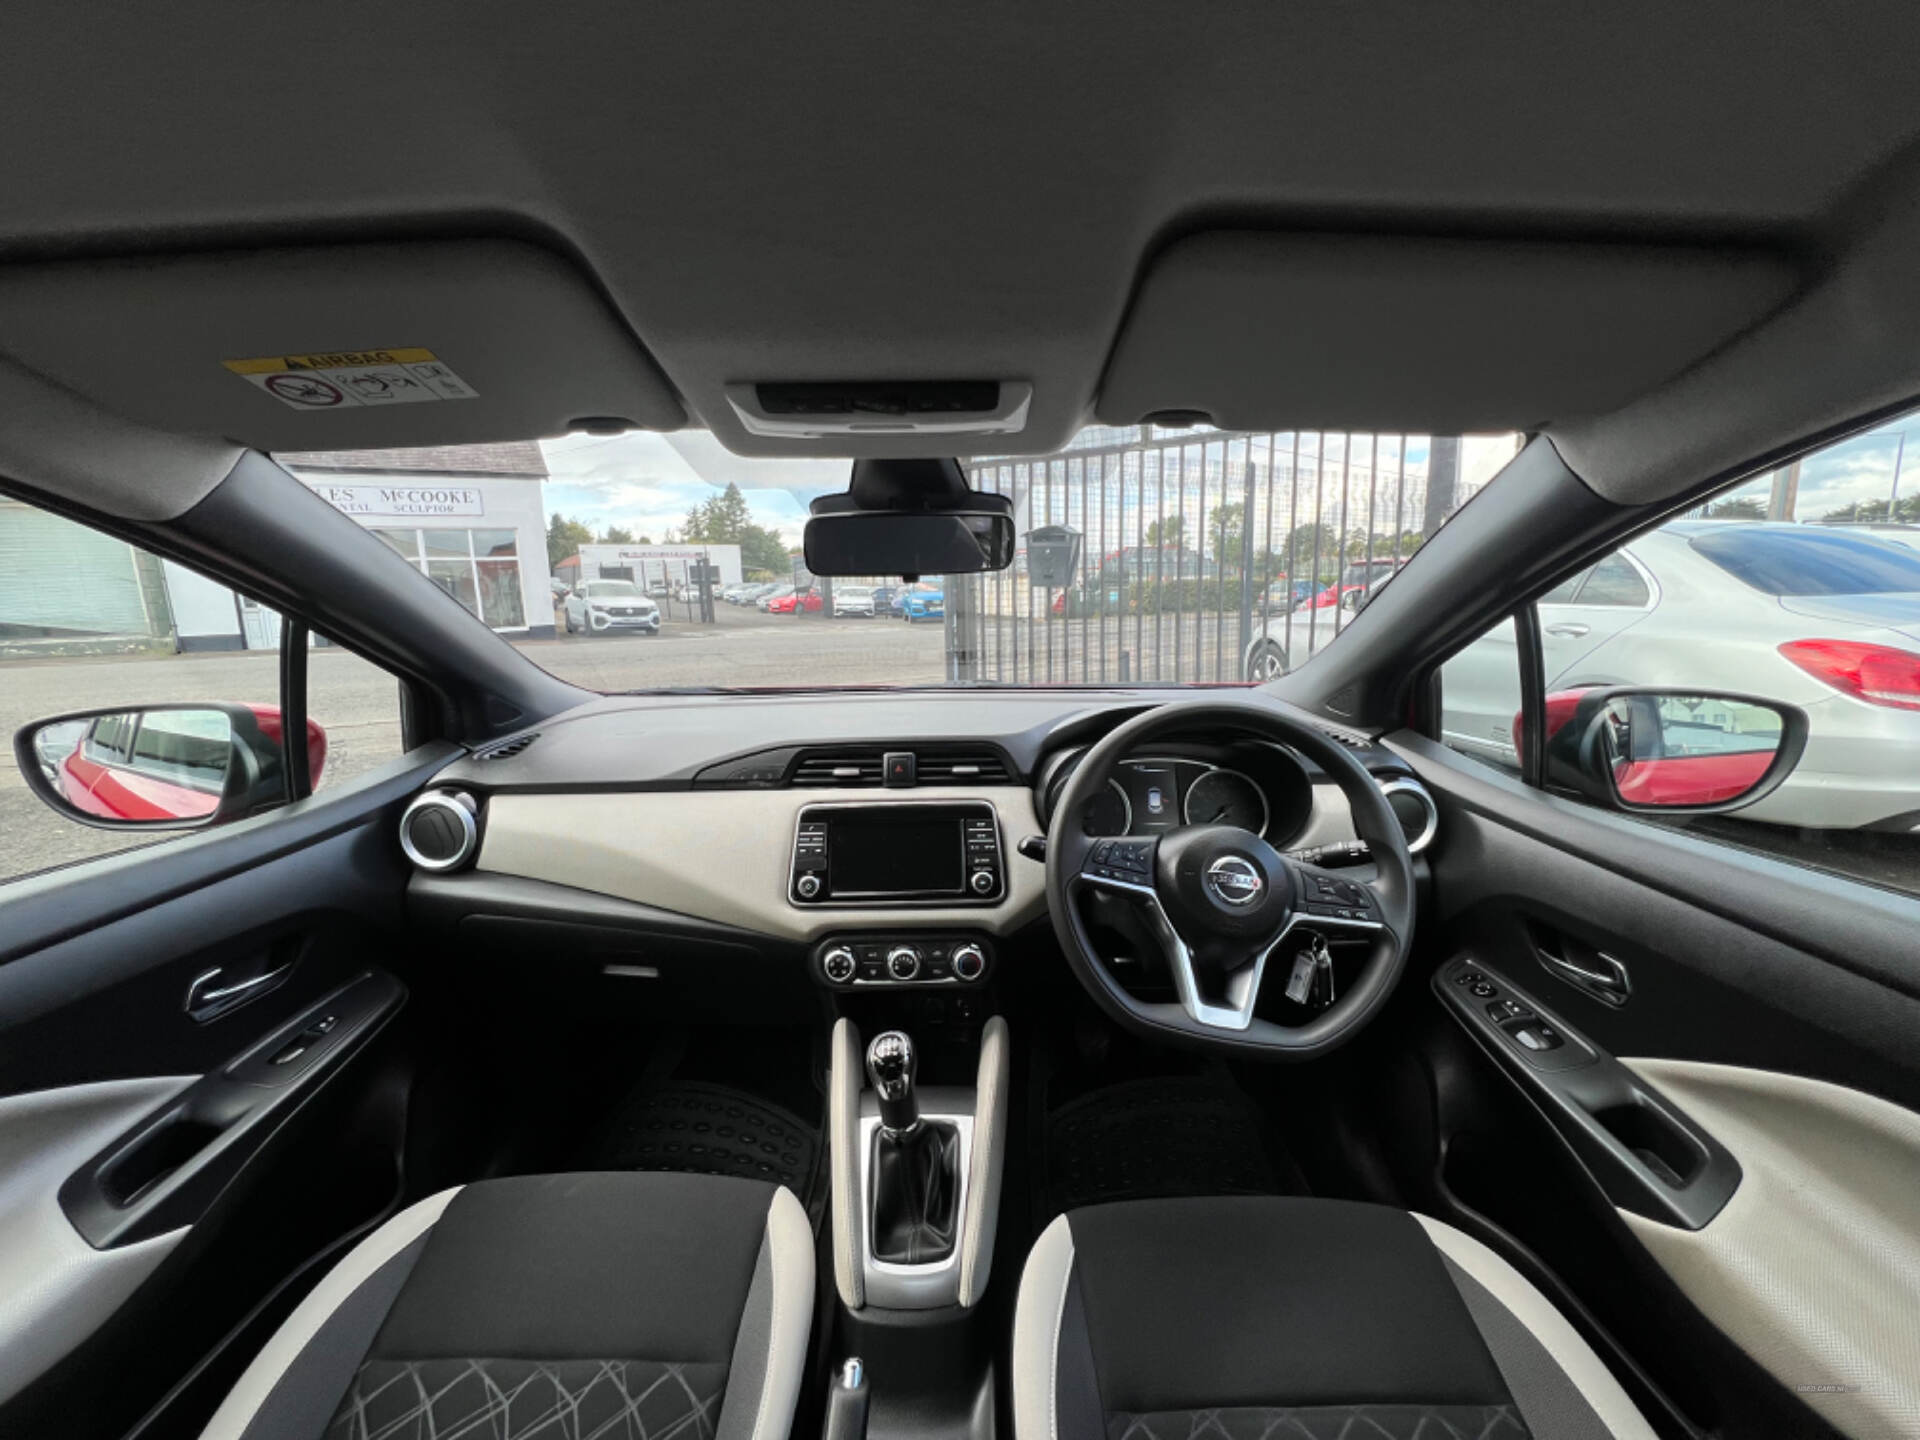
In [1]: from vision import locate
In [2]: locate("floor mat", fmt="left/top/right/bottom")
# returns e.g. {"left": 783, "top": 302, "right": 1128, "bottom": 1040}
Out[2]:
{"left": 1042, "top": 1074, "right": 1292, "bottom": 1217}
{"left": 594, "top": 1081, "right": 820, "bottom": 1194}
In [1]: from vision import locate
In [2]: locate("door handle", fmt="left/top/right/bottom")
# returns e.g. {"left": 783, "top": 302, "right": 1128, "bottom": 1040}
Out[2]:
{"left": 1537, "top": 947, "right": 1631, "bottom": 1007}
{"left": 185, "top": 962, "right": 292, "bottom": 1023}
{"left": 1543, "top": 622, "right": 1590, "bottom": 638}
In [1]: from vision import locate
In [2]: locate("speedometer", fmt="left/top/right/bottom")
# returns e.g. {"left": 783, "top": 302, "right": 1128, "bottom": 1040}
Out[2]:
{"left": 1183, "top": 769, "right": 1268, "bottom": 833}
{"left": 1082, "top": 779, "right": 1131, "bottom": 836}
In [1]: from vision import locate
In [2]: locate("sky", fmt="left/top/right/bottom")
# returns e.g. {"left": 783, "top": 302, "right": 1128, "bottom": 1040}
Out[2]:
{"left": 540, "top": 431, "right": 844, "bottom": 544}
{"left": 1715, "top": 414, "right": 1918, "bottom": 517}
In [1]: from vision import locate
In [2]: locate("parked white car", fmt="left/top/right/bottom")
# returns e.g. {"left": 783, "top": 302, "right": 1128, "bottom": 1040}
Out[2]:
{"left": 832, "top": 584, "right": 877, "bottom": 617}
{"left": 1435, "top": 523, "right": 1920, "bottom": 830}
{"left": 563, "top": 579, "right": 660, "bottom": 636}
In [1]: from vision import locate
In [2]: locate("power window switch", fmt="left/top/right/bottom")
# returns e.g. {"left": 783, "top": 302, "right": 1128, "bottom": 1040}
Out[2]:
{"left": 1512, "top": 1024, "right": 1565, "bottom": 1053}
{"left": 1485, "top": 999, "right": 1531, "bottom": 1023}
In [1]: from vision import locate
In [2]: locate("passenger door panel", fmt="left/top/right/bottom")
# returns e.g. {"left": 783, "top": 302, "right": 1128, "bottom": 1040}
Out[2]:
{"left": 0, "top": 749, "right": 452, "bottom": 1440}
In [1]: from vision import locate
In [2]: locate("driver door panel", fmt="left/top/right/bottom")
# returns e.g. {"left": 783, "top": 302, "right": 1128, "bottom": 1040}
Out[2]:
{"left": 1398, "top": 732, "right": 1920, "bottom": 1440}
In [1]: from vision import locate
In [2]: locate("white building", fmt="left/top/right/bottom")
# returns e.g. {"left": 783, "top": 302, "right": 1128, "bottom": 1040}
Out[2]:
{"left": 557, "top": 543, "right": 743, "bottom": 595}
{"left": 286, "top": 444, "right": 554, "bottom": 640}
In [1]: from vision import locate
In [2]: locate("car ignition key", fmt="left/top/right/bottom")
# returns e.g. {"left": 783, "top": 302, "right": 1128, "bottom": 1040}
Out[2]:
{"left": 1285, "top": 934, "right": 1335, "bottom": 1008}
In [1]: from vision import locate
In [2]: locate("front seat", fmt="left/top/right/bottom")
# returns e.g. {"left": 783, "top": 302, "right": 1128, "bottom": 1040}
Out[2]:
{"left": 201, "top": 1171, "right": 813, "bottom": 1440}
{"left": 1013, "top": 1197, "right": 1656, "bottom": 1440}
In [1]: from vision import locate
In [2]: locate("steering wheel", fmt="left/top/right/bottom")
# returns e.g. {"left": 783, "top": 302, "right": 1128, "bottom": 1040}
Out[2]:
{"left": 1044, "top": 697, "right": 1417, "bottom": 1059}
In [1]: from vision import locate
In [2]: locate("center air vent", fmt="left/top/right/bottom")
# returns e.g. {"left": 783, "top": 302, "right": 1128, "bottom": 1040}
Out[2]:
{"left": 792, "top": 751, "right": 886, "bottom": 787}
{"left": 915, "top": 748, "right": 1012, "bottom": 784}
{"left": 789, "top": 745, "right": 1014, "bottom": 788}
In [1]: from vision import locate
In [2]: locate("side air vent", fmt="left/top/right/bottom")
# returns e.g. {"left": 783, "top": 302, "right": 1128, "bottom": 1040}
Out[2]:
{"left": 1316, "top": 724, "right": 1370, "bottom": 750}
{"left": 916, "top": 748, "right": 1013, "bottom": 785}
{"left": 792, "top": 751, "right": 886, "bottom": 787}
{"left": 474, "top": 732, "right": 540, "bottom": 761}
{"left": 399, "top": 791, "right": 479, "bottom": 871}
{"left": 1379, "top": 778, "right": 1439, "bottom": 855}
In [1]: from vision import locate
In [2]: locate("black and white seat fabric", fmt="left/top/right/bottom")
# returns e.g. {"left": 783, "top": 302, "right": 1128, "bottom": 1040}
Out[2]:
{"left": 1013, "top": 1197, "right": 1657, "bottom": 1440}
{"left": 201, "top": 1172, "right": 813, "bottom": 1440}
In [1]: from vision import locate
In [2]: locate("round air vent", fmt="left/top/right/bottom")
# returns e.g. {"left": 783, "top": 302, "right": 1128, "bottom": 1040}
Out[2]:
{"left": 399, "top": 791, "right": 479, "bottom": 872}
{"left": 1378, "top": 778, "right": 1439, "bottom": 855}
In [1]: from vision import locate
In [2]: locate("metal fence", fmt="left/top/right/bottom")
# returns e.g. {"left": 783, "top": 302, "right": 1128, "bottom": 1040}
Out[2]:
{"left": 947, "top": 426, "right": 1479, "bottom": 685}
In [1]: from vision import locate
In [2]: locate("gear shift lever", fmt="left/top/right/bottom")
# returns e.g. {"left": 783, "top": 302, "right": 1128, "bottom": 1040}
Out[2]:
{"left": 866, "top": 1031, "right": 920, "bottom": 1135}
{"left": 864, "top": 1029, "right": 958, "bottom": 1264}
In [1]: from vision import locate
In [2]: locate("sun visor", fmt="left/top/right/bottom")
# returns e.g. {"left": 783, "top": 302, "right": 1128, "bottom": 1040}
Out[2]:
{"left": 0, "top": 239, "right": 683, "bottom": 449}
{"left": 1097, "top": 232, "right": 1799, "bottom": 433}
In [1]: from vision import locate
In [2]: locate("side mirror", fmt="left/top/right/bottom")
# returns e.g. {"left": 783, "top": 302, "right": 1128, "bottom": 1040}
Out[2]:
{"left": 1532, "top": 687, "right": 1806, "bottom": 813}
{"left": 13, "top": 703, "right": 328, "bottom": 830}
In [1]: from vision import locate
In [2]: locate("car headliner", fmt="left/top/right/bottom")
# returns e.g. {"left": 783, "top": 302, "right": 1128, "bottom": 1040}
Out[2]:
{"left": 3, "top": 4, "right": 1920, "bottom": 527}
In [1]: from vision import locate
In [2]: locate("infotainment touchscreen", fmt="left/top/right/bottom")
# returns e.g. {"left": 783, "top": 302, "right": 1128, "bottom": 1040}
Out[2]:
{"left": 827, "top": 815, "right": 965, "bottom": 896}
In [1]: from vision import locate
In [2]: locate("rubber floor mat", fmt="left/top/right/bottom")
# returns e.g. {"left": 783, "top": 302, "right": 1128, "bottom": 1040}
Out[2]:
{"left": 595, "top": 1082, "right": 819, "bottom": 1193}
{"left": 1043, "top": 1075, "right": 1289, "bottom": 1217}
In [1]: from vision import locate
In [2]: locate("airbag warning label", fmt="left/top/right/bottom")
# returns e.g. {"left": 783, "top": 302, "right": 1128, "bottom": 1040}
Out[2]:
{"left": 223, "top": 348, "right": 477, "bottom": 409}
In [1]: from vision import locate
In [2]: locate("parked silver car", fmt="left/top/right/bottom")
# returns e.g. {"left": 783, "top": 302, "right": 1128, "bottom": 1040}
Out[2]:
{"left": 1434, "top": 523, "right": 1920, "bottom": 830}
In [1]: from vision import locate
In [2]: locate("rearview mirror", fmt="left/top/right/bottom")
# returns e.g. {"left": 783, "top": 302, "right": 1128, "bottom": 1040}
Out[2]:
{"left": 13, "top": 703, "right": 328, "bottom": 830}
{"left": 803, "top": 511, "right": 1015, "bottom": 577}
{"left": 1537, "top": 687, "right": 1806, "bottom": 813}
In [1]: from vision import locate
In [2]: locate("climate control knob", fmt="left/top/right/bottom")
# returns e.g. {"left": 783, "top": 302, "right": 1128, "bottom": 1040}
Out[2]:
{"left": 886, "top": 946, "right": 922, "bottom": 981}
{"left": 821, "top": 946, "right": 856, "bottom": 983}
{"left": 951, "top": 943, "right": 986, "bottom": 982}
{"left": 970, "top": 870, "right": 995, "bottom": 895}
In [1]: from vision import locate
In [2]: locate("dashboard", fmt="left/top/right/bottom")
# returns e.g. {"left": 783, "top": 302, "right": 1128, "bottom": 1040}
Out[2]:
{"left": 397, "top": 689, "right": 1432, "bottom": 1000}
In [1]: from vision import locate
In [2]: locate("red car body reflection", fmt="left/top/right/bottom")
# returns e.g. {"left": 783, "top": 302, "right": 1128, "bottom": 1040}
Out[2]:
{"left": 56, "top": 705, "right": 327, "bottom": 823}
{"left": 766, "top": 590, "right": 823, "bottom": 614}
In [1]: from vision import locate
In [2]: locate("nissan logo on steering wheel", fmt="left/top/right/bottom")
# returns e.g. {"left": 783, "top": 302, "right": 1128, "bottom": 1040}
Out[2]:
{"left": 1204, "top": 855, "right": 1263, "bottom": 906}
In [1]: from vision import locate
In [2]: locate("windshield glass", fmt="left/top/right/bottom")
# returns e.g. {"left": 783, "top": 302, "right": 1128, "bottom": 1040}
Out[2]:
{"left": 275, "top": 426, "right": 1520, "bottom": 691}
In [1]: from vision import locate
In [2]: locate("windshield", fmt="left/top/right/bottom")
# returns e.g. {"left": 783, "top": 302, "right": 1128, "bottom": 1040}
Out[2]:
{"left": 275, "top": 426, "right": 1520, "bottom": 691}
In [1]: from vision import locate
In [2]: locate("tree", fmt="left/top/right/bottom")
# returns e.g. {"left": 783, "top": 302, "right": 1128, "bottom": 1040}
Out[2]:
{"left": 1706, "top": 496, "right": 1767, "bottom": 520}
{"left": 1281, "top": 522, "right": 1338, "bottom": 579}
{"left": 547, "top": 513, "right": 594, "bottom": 569}
{"left": 1146, "top": 515, "right": 1184, "bottom": 548}
{"left": 599, "top": 524, "right": 635, "bottom": 544}
{"left": 741, "top": 522, "right": 791, "bottom": 576}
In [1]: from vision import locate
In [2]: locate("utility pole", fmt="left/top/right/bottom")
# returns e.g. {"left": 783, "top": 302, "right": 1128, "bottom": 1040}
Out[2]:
{"left": 1768, "top": 459, "right": 1801, "bottom": 521}
{"left": 1422, "top": 436, "right": 1461, "bottom": 537}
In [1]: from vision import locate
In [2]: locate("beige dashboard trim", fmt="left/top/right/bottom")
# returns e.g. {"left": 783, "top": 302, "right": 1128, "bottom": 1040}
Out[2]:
{"left": 477, "top": 786, "right": 1049, "bottom": 940}
{"left": 1620, "top": 1059, "right": 1920, "bottom": 1440}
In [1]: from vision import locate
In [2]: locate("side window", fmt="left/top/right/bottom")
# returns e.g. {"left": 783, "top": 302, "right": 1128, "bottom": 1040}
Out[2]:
{"left": 1570, "top": 554, "right": 1650, "bottom": 607}
{"left": 1444, "top": 408, "right": 1920, "bottom": 896}
{"left": 0, "top": 495, "right": 404, "bottom": 887}
{"left": 1437, "top": 616, "right": 1523, "bottom": 773}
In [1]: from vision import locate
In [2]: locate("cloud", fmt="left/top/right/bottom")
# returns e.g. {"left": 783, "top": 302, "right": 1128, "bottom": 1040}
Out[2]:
{"left": 541, "top": 431, "right": 848, "bottom": 543}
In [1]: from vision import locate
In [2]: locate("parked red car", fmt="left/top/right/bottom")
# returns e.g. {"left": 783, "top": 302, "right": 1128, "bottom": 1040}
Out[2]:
{"left": 53, "top": 704, "right": 326, "bottom": 823}
{"left": 765, "top": 588, "right": 823, "bottom": 614}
